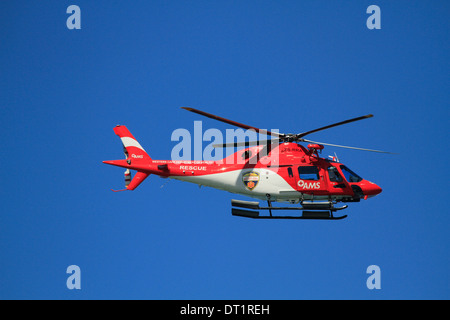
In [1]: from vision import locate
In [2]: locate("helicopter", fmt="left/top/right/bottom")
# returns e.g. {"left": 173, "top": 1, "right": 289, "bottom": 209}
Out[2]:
{"left": 103, "top": 107, "right": 392, "bottom": 220}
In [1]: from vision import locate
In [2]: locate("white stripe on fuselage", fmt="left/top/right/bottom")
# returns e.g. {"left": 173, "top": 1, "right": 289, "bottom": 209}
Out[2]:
{"left": 169, "top": 168, "right": 302, "bottom": 201}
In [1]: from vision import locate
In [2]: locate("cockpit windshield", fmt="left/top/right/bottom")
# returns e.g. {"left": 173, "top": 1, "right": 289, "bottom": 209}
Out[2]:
{"left": 340, "top": 165, "right": 363, "bottom": 183}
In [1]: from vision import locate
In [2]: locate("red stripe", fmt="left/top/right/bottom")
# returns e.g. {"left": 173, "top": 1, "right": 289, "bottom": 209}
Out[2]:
{"left": 114, "top": 125, "right": 136, "bottom": 140}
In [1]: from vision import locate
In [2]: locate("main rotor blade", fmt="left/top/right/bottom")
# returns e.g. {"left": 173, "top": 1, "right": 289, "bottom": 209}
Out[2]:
{"left": 301, "top": 139, "right": 395, "bottom": 154}
{"left": 181, "top": 107, "right": 283, "bottom": 138}
{"left": 213, "top": 139, "right": 281, "bottom": 148}
{"left": 296, "top": 114, "right": 374, "bottom": 139}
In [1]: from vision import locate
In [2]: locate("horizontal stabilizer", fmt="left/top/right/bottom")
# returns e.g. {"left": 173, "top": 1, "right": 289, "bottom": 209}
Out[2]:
{"left": 127, "top": 171, "right": 150, "bottom": 190}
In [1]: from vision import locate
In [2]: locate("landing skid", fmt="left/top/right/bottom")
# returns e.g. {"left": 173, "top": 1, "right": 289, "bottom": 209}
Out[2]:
{"left": 231, "top": 199, "right": 348, "bottom": 220}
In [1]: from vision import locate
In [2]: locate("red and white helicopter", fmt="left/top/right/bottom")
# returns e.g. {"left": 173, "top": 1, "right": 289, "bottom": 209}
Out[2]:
{"left": 103, "top": 108, "right": 391, "bottom": 220}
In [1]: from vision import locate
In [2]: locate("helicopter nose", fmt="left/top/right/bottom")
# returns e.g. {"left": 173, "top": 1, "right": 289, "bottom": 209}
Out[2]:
{"left": 360, "top": 180, "right": 382, "bottom": 198}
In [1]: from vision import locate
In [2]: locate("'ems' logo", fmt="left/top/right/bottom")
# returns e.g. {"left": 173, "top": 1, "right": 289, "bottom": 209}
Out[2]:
{"left": 243, "top": 172, "right": 259, "bottom": 190}
{"left": 298, "top": 180, "right": 321, "bottom": 189}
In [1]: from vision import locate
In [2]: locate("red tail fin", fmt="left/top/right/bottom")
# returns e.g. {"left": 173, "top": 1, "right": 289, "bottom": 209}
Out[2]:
{"left": 104, "top": 126, "right": 152, "bottom": 191}
{"left": 114, "top": 125, "right": 152, "bottom": 162}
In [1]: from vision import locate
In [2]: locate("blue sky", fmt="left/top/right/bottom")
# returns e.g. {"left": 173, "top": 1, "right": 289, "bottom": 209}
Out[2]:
{"left": 0, "top": 1, "right": 449, "bottom": 299}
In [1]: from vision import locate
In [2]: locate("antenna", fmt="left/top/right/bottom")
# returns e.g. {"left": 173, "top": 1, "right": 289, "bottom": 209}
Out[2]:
{"left": 328, "top": 152, "right": 340, "bottom": 163}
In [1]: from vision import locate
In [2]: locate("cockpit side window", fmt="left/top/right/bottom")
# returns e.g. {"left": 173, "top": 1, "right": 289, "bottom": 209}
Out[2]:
{"left": 327, "top": 166, "right": 343, "bottom": 182}
{"left": 340, "top": 165, "right": 363, "bottom": 183}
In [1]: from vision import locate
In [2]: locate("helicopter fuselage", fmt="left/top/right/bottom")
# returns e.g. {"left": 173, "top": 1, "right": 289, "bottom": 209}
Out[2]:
{"left": 104, "top": 141, "right": 382, "bottom": 203}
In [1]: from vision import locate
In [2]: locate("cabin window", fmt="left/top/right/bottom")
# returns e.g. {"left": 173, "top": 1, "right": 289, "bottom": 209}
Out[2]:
{"left": 298, "top": 166, "right": 320, "bottom": 180}
{"left": 328, "top": 166, "right": 343, "bottom": 182}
